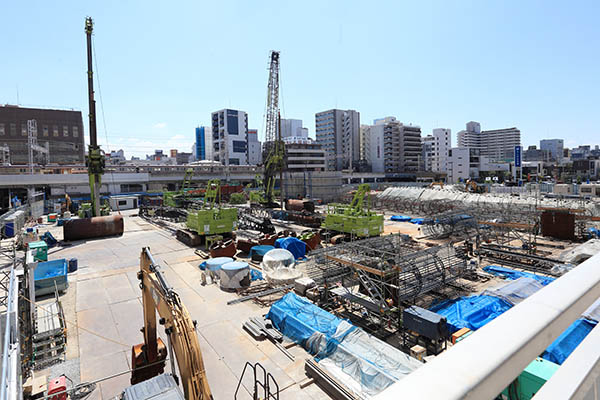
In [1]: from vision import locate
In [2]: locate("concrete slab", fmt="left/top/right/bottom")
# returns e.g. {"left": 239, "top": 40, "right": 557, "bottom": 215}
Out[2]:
{"left": 77, "top": 306, "right": 128, "bottom": 361}
{"left": 79, "top": 350, "right": 129, "bottom": 399}
{"left": 109, "top": 298, "right": 144, "bottom": 347}
{"left": 102, "top": 273, "right": 137, "bottom": 304}
{"left": 32, "top": 212, "right": 324, "bottom": 399}
{"left": 76, "top": 278, "right": 110, "bottom": 312}
{"left": 197, "top": 332, "right": 252, "bottom": 400}
{"left": 200, "top": 320, "right": 295, "bottom": 391}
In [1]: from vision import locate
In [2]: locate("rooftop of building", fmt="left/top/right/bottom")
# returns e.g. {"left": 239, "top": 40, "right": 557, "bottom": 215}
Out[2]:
{"left": 0, "top": 104, "right": 81, "bottom": 113}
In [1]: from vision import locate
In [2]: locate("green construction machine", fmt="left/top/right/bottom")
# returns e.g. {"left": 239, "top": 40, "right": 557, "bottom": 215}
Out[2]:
{"left": 176, "top": 179, "right": 238, "bottom": 246}
{"left": 322, "top": 184, "right": 384, "bottom": 239}
{"left": 163, "top": 168, "right": 197, "bottom": 208}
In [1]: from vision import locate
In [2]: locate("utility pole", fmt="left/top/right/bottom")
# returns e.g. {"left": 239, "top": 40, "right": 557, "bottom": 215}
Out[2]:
{"left": 85, "top": 17, "right": 104, "bottom": 217}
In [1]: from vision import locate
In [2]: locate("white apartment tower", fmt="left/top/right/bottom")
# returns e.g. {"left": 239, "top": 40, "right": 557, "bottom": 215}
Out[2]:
{"left": 315, "top": 109, "right": 360, "bottom": 171}
{"left": 247, "top": 129, "right": 262, "bottom": 165}
{"left": 431, "top": 128, "right": 451, "bottom": 172}
{"left": 457, "top": 121, "right": 520, "bottom": 161}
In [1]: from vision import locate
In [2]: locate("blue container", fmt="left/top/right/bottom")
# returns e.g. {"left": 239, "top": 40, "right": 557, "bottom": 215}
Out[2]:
{"left": 34, "top": 259, "right": 68, "bottom": 296}
{"left": 68, "top": 258, "right": 78, "bottom": 273}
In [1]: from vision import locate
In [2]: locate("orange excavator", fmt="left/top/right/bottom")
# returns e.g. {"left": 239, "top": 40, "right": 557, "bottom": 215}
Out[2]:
{"left": 130, "top": 248, "right": 212, "bottom": 399}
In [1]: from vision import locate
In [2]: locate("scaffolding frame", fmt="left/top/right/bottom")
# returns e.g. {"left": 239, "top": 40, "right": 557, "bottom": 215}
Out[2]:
{"left": 300, "top": 234, "right": 467, "bottom": 334}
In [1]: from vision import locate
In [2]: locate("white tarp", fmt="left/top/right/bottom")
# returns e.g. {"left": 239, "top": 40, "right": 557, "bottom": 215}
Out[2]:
{"left": 482, "top": 277, "right": 544, "bottom": 305}
{"left": 318, "top": 322, "right": 422, "bottom": 398}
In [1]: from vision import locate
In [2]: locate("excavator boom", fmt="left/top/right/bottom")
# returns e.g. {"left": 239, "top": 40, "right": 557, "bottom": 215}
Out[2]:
{"left": 131, "top": 248, "right": 212, "bottom": 399}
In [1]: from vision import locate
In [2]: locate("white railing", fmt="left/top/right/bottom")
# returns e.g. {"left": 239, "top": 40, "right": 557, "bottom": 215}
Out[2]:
{"left": 374, "top": 252, "right": 600, "bottom": 400}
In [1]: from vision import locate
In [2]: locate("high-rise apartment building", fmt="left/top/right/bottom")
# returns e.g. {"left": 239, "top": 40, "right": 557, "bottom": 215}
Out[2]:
{"left": 431, "top": 128, "right": 451, "bottom": 172}
{"left": 361, "top": 124, "right": 385, "bottom": 173}
{"left": 194, "top": 126, "right": 213, "bottom": 161}
{"left": 361, "top": 117, "right": 422, "bottom": 174}
{"left": 0, "top": 105, "right": 85, "bottom": 165}
{"left": 247, "top": 129, "right": 262, "bottom": 165}
{"left": 540, "top": 139, "right": 564, "bottom": 162}
{"left": 457, "top": 121, "right": 520, "bottom": 161}
{"left": 382, "top": 118, "right": 422, "bottom": 174}
{"left": 315, "top": 109, "right": 360, "bottom": 171}
{"left": 211, "top": 109, "right": 248, "bottom": 166}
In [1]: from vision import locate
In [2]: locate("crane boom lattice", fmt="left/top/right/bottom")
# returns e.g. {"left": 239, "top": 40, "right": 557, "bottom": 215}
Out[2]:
{"left": 264, "top": 51, "right": 280, "bottom": 143}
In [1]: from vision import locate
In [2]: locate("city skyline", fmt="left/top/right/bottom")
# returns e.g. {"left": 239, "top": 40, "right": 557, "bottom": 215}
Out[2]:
{"left": 1, "top": 1, "right": 599, "bottom": 158}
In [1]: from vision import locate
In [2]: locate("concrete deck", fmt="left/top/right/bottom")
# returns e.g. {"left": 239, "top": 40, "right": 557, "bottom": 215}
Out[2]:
{"left": 37, "top": 210, "right": 328, "bottom": 399}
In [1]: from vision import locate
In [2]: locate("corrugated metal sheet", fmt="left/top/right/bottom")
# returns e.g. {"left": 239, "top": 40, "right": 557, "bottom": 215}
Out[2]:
{"left": 122, "top": 374, "right": 184, "bottom": 400}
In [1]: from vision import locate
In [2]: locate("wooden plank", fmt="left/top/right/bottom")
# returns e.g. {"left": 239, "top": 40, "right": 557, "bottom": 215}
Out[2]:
{"left": 576, "top": 215, "right": 600, "bottom": 221}
{"left": 325, "top": 255, "right": 385, "bottom": 277}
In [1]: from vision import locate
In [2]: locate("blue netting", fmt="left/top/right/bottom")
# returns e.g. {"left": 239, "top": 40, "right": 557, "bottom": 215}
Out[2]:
{"left": 430, "top": 295, "right": 513, "bottom": 333}
{"left": 391, "top": 215, "right": 412, "bottom": 222}
{"left": 542, "top": 319, "right": 597, "bottom": 365}
{"left": 274, "top": 237, "right": 306, "bottom": 259}
{"left": 410, "top": 218, "right": 425, "bottom": 225}
{"left": 483, "top": 265, "right": 555, "bottom": 286}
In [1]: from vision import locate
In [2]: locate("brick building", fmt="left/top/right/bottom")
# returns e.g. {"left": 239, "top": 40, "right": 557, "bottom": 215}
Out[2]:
{"left": 0, "top": 105, "right": 85, "bottom": 165}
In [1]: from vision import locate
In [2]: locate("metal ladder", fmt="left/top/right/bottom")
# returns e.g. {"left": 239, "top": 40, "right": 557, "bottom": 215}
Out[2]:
{"left": 235, "top": 361, "right": 279, "bottom": 400}
{"left": 357, "top": 270, "right": 388, "bottom": 311}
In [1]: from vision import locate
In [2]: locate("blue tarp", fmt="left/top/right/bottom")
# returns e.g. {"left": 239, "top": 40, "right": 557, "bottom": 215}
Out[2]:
{"left": 391, "top": 215, "right": 412, "bottom": 222}
{"left": 430, "top": 295, "right": 513, "bottom": 333}
{"left": 266, "top": 292, "right": 349, "bottom": 356}
{"left": 542, "top": 319, "right": 597, "bottom": 365}
{"left": 410, "top": 218, "right": 425, "bottom": 225}
{"left": 267, "top": 293, "right": 421, "bottom": 396}
{"left": 250, "top": 269, "right": 263, "bottom": 281}
{"left": 588, "top": 227, "right": 600, "bottom": 238}
{"left": 274, "top": 237, "right": 306, "bottom": 260}
{"left": 483, "top": 265, "right": 555, "bottom": 286}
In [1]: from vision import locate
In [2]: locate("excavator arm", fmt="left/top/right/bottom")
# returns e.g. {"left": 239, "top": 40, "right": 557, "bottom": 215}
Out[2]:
{"left": 132, "top": 248, "right": 212, "bottom": 399}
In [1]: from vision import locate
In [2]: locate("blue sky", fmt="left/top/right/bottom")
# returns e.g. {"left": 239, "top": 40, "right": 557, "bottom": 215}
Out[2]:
{"left": 1, "top": 1, "right": 598, "bottom": 158}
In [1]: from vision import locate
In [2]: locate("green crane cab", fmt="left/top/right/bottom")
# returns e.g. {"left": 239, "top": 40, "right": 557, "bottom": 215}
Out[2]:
{"left": 184, "top": 179, "right": 238, "bottom": 237}
{"left": 322, "top": 184, "right": 383, "bottom": 238}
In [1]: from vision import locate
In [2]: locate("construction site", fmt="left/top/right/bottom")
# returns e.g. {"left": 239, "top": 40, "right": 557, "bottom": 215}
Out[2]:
{"left": 3, "top": 17, "right": 600, "bottom": 400}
